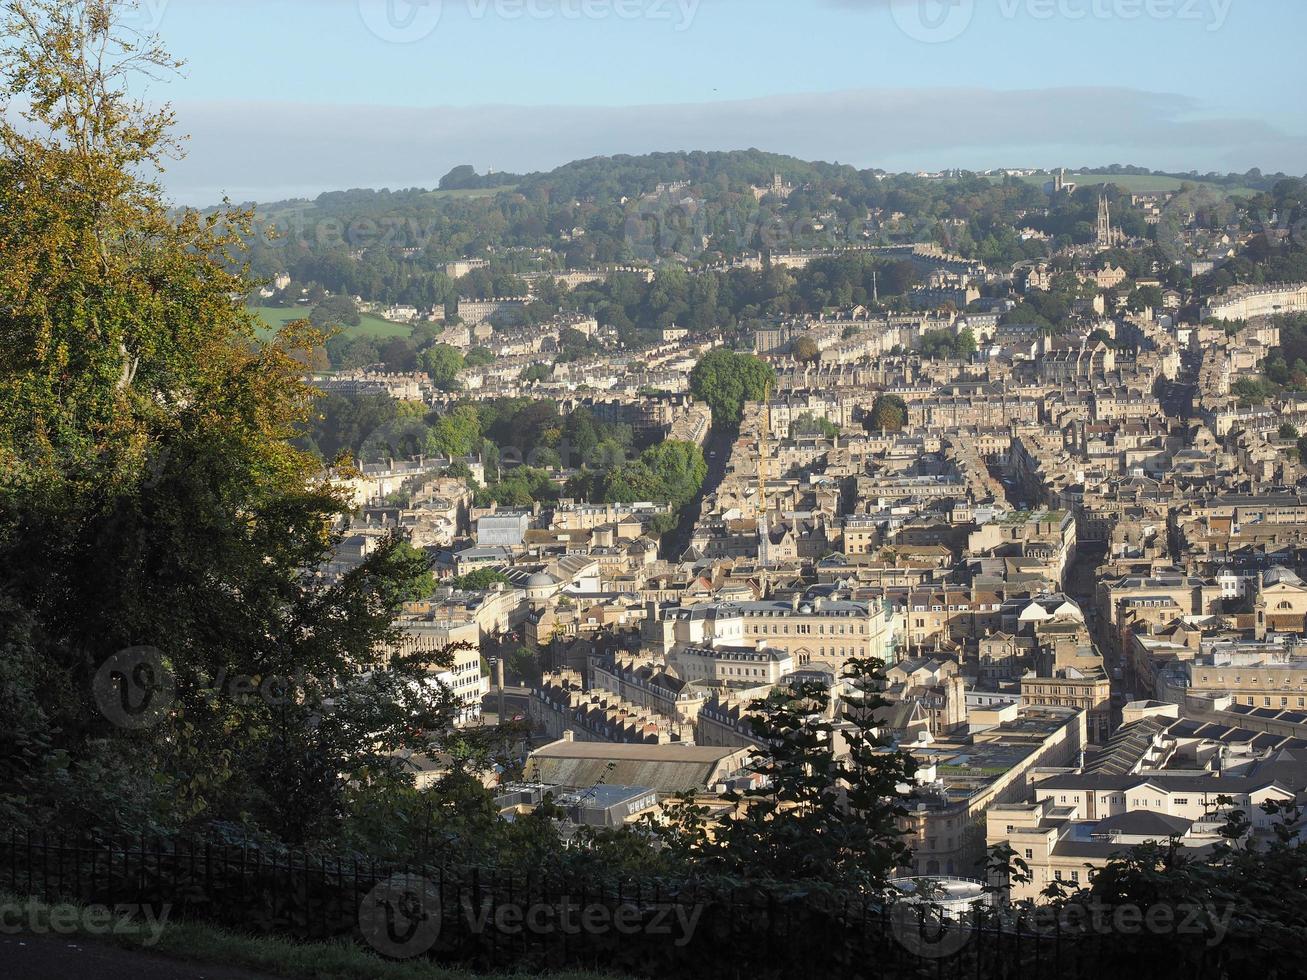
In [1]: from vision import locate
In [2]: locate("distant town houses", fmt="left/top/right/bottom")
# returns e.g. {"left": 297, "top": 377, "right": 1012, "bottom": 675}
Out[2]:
{"left": 294, "top": 204, "right": 1307, "bottom": 883}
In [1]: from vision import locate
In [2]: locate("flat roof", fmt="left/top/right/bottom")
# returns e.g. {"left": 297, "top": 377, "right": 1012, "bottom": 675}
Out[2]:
{"left": 531, "top": 741, "right": 744, "bottom": 763}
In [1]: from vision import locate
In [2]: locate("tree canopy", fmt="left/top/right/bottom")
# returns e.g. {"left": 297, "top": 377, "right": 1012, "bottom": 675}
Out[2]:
{"left": 0, "top": 0, "right": 453, "bottom": 842}
{"left": 867, "top": 394, "right": 908, "bottom": 433}
{"left": 689, "top": 349, "right": 776, "bottom": 429}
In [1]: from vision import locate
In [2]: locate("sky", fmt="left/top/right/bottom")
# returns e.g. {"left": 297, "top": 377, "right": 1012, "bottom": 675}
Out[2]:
{"left": 120, "top": 0, "right": 1307, "bottom": 204}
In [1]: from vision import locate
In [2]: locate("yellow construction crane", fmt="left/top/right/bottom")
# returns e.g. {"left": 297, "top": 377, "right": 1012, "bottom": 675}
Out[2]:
{"left": 758, "top": 381, "right": 771, "bottom": 518}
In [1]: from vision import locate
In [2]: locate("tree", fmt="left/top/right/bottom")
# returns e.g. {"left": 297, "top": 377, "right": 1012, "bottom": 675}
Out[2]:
{"left": 430, "top": 405, "right": 482, "bottom": 458}
{"left": 464, "top": 346, "right": 495, "bottom": 367}
{"left": 422, "top": 343, "right": 464, "bottom": 390}
{"left": 449, "top": 569, "right": 509, "bottom": 591}
{"left": 555, "top": 326, "right": 591, "bottom": 361}
{"left": 571, "top": 440, "right": 706, "bottom": 513}
{"left": 378, "top": 337, "right": 418, "bottom": 372}
{"left": 867, "top": 394, "right": 908, "bottom": 432}
{"left": 309, "top": 294, "right": 361, "bottom": 328}
{"left": 1280, "top": 423, "right": 1300, "bottom": 440}
{"left": 986, "top": 799, "right": 1307, "bottom": 976}
{"left": 0, "top": 0, "right": 459, "bottom": 842}
{"left": 792, "top": 336, "right": 820, "bottom": 363}
{"left": 656, "top": 657, "right": 916, "bottom": 888}
{"left": 689, "top": 349, "right": 776, "bottom": 429}
{"left": 1127, "top": 284, "right": 1164, "bottom": 313}
{"left": 918, "top": 328, "right": 975, "bottom": 360}
{"left": 334, "top": 336, "right": 380, "bottom": 370}
{"left": 790, "top": 413, "right": 839, "bottom": 439}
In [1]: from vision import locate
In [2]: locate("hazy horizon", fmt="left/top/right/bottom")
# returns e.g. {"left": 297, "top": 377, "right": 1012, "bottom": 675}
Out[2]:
{"left": 125, "top": 0, "right": 1306, "bottom": 205}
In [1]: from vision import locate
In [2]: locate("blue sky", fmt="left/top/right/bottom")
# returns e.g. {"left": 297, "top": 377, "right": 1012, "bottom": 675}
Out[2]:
{"left": 132, "top": 0, "right": 1307, "bottom": 203}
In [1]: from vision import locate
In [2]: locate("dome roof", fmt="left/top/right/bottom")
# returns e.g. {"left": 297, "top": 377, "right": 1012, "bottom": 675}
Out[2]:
{"left": 526, "top": 572, "right": 557, "bottom": 588}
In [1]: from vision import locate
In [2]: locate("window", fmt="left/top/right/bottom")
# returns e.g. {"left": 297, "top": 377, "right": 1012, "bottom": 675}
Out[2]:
{"left": 1024, "top": 849, "right": 1033, "bottom": 860}
{"left": 1070, "top": 871, "right": 1079, "bottom": 883}
{"left": 1175, "top": 798, "right": 1189, "bottom": 806}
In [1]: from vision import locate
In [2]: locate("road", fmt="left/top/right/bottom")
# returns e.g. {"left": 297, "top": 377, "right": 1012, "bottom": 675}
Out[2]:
{"left": 1160, "top": 348, "right": 1200, "bottom": 420}
{"left": 663, "top": 424, "right": 734, "bottom": 561}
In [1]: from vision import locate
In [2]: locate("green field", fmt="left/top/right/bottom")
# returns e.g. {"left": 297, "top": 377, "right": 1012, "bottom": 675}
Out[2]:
{"left": 248, "top": 305, "right": 412, "bottom": 340}
{"left": 424, "top": 184, "right": 519, "bottom": 200}
{"left": 982, "top": 172, "right": 1256, "bottom": 197}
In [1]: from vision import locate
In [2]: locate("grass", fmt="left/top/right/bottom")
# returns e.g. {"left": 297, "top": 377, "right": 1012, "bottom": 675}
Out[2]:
{"left": 247, "top": 305, "right": 413, "bottom": 341}
{"left": 0, "top": 889, "right": 622, "bottom": 980}
{"left": 980, "top": 172, "right": 1257, "bottom": 197}
{"left": 424, "top": 185, "right": 519, "bottom": 201}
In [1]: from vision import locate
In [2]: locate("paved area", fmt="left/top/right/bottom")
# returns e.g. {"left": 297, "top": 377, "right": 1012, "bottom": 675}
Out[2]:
{"left": 0, "top": 934, "right": 280, "bottom": 979}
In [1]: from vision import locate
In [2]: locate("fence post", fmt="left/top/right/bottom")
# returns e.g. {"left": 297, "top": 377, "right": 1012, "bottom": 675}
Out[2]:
{"left": 351, "top": 857, "right": 359, "bottom": 937}
{"left": 335, "top": 855, "right": 344, "bottom": 937}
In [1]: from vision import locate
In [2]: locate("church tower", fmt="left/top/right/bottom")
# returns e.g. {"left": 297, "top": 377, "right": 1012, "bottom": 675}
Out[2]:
{"left": 1096, "top": 195, "right": 1117, "bottom": 249}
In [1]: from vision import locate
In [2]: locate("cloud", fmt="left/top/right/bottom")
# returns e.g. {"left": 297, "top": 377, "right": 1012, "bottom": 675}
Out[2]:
{"left": 162, "top": 85, "right": 1302, "bottom": 205}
